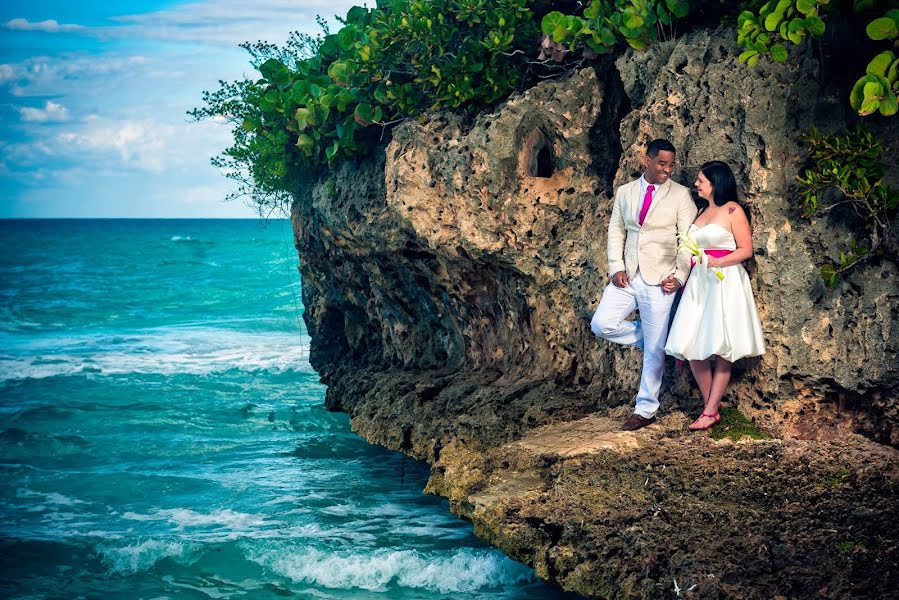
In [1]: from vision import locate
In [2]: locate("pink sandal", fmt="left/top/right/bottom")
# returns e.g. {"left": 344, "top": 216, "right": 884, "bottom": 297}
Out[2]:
{"left": 689, "top": 412, "right": 721, "bottom": 431}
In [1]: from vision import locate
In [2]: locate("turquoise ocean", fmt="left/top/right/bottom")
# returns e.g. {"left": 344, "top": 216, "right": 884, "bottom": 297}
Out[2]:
{"left": 0, "top": 219, "right": 575, "bottom": 599}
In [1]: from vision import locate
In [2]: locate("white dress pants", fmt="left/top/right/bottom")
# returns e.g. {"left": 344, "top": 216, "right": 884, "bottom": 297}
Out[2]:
{"left": 590, "top": 271, "right": 675, "bottom": 418}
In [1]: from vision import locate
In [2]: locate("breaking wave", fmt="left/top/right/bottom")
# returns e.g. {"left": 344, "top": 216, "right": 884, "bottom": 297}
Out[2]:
{"left": 0, "top": 327, "right": 312, "bottom": 382}
{"left": 247, "top": 545, "right": 535, "bottom": 593}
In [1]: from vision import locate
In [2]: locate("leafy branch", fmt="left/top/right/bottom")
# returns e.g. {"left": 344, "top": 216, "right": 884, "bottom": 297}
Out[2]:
{"left": 737, "top": 0, "right": 828, "bottom": 66}
{"left": 796, "top": 127, "right": 899, "bottom": 286}
{"left": 737, "top": 1, "right": 899, "bottom": 118}
{"left": 849, "top": 8, "right": 899, "bottom": 117}
{"left": 538, "top": 0, "right": 690, "bottom": 61}
{"left": 190, "top": 0, "right": 538, "bottom": 213}
{"left": 188, "top": 31, "right": 328, "bottom": 214}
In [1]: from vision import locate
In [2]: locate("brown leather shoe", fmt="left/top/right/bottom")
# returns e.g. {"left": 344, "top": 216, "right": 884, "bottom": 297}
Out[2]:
{"left": 622, "top": 413, "right": 656, "bottom": 431}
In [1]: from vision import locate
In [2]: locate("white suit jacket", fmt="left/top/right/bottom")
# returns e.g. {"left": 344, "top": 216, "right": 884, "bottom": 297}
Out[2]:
{"left": 607, "top": 177, "right": 697, "bottom": 285}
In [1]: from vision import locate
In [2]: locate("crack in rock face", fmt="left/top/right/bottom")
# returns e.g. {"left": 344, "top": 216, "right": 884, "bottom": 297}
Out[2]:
{"left": 293, "top": 28, "right": 899, "bottom": 599}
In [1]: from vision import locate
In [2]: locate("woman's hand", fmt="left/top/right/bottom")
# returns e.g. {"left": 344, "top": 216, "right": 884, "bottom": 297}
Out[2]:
{"left": 706, "top": 256, "right": 721, "bottom": 268}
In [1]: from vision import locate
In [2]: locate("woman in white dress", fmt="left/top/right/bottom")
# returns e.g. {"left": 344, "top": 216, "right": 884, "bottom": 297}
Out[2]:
{"left": 665, "top": 161, "right": 765, "bottom": 430}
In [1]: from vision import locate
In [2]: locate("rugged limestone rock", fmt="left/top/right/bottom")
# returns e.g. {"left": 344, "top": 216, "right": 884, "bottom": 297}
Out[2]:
{"left": 610, "top": 30, "right": 899, "bottom": 446}
{"left": 426, "top": 410, "right": 899, "bottom": 599}
{"left": 293, "top": 28, "right": 899, "bottom": 598}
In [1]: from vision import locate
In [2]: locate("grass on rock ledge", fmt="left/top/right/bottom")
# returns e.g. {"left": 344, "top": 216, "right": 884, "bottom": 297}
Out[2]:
{"left": 709, "top": 407, "right": 769, "bottom": 442}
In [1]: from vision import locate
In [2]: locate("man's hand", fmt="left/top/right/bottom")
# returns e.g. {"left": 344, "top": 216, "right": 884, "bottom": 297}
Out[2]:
{"left": 660, "top": 274, "right": 681, "bottom": 294}
{"left": 611, "top": 271, "right": 630, "bottom": 288}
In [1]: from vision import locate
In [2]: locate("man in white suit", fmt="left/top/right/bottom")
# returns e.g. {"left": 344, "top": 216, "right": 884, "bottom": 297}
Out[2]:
{"left": 591, "top": 139, "right": 697, "bottom": 430}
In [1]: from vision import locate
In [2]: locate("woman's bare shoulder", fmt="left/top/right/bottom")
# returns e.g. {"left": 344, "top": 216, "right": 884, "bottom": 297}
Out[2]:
{"left": 723, "top": 202, "right": 747, "bottom": 220}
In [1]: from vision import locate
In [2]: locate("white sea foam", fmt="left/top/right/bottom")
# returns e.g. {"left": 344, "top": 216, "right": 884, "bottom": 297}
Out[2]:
{"left": 323, "top": 503, "right": 471, "bottom": 540}
{"left": 0, "top": 328, "right": 312, "bottom": 381}
{"left": 16, "top": 488, "right": 88, "bottom": 506}
{"left": 263, "top": 495, "right": 300, "bottom": 506}
{"left": 98, "top": 539, "right": 194, "bottom": 574}
{"left": 160, "top": 576, "right": 246, "bottom": 599}
{"left": 122, "top": 508, "right": 278, "bottom": 531}
{"left": 392, "top": 524, "right": 469, "bottom": 540}
{"left": 247, "top": 545, "right": 534, "bottom": 593}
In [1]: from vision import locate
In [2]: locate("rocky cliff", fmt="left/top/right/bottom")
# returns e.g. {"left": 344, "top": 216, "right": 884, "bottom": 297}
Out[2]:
{"left": 292, "top": 28, "right": 899, "bottom": 599}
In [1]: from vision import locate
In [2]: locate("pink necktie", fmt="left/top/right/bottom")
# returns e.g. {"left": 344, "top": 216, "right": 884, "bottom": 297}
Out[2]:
{"left": 638, "top": 184, "right": 655, "bottom": 226}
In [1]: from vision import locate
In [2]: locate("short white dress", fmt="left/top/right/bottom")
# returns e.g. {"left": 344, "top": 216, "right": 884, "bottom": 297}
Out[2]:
{"left": 664, "top": 223, "right": 765, "bottom": 362}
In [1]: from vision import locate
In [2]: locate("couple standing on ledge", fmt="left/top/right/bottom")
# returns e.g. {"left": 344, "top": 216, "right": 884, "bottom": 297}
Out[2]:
{"left": 590, "top": 139, "right": 765, "bottom": 431}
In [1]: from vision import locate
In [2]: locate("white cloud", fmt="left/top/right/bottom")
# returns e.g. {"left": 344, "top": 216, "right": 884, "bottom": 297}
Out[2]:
{"left": 56, "top": 119, "right": 176, "bottom": 172}
{"left": 0, "top": 2, "right": 363, "bottom": 102}
{"left": 1, "top": 49, "right": 236, "bottom": 178}
{"left": 0, "top": 140, "right": 57, "bottom": 163}
{"left": 114, "top": 1, "right": 356, "bottom": 30}
{"left": 48, "top": 112, "right": 229, "bottom": 171}
{"left": 1, "top": 54, "right": 152, "bottom": 97}
{"left": 4, "top": 18, "right": 84, "bottom": 33}
{"left": 3, "top": 1, "right": 360, "bottom": 47}
{"left": 179, "top": 184, "right": 230, "bottom": 205}
{"left": 105, "top": 0, "right": 359, "bottom": 46}
{"left": 19, "top": 100, "right": 71, "bottom": 122}
{"left": 0, "top": 1, "right": 363, "bottom": 217}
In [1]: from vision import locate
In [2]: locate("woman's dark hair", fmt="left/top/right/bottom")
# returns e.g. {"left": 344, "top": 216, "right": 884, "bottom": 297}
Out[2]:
{"left": 697, "top": 160, "right": 756, "bottom": 275}
{"left": 696, "top": 160, "right": 750, "bottom": 223}
{"left": 699, "top": 160, "right": 738, "bottom": 206}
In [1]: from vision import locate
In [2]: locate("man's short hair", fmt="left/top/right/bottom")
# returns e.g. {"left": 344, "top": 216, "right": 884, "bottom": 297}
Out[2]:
{"left": 647, "top": 139, "right": 676, "bottom": 157}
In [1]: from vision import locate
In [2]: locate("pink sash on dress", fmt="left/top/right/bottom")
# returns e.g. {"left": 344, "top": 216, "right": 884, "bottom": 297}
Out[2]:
{"left": 689, "top": 248, "right": 732, "bottom": 268}
{"left": 676, "top": 249, "right": 734, "bottom": 375}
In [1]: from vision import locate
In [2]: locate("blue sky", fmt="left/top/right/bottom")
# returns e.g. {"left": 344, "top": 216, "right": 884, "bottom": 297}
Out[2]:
{"left": 0, "top": 1, "right": 358, "bottom": 217}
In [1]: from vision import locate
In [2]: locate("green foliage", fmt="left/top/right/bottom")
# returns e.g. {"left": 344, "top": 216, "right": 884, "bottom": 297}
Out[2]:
{"left": 193, "top": 1, "right": 899, "bottom": 215}
{"left": 360, "top": 0, "right": 536, "bottom": 113}
{"left": 867, "top": 10, "right": 899, "bottom": 39}
{"left": 737, "top": 1, "right": 899, "bottom": 119}
{"left": 708, "top": 407, "right": 769, "bottom": 441}
{"left": 324, "top": 177, "right": 337, "bottom": 200}
{"left": 191, "top": 1, "right": 536, "bottom": 212}
{"left": 737, "top": 0, "right": 829, "bottom": 67}
{"left": 836, "top": 540, "right": 861, "bottom": 554}
{"left": 824, "top": 466, "right": 852, "bottom": 487}
{"left": 540, "top": 0, "right": 690, "bottom": 56}
{"left": 850, "top": 9, "right": 899, "bottom": 117}
{"left": 796, "top": 127, "right": 899, "bottom": 286}
{"left": 188, "top": 30, "right": 329, "bottom": 213}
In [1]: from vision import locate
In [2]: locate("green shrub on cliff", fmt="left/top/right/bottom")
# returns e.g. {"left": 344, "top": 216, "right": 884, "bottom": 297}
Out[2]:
{"left": 736, "top": 1, "right": 899, "bottom": 117}
{"left": 189, "top": 30, "right": 329, "bottom": 212}
{"left": 190, "top": 0, "right": 537, "bottom": 212}
{"left": 796, "top": 127, "right": 899, "bottom": 286}
{"left": 193, "top": 0, "right": 897, "bottom": 215}
{"left": 849, "top": 8, "right": 899, "bottom": 117}
{"left": 191, "top": 1, "right": 702, "bottom": 212}
{"left": 539, "top": 0, "right": 690, "bottom": 57}
{"left": 736, "top": 0, "right": 828, "bottom": 67}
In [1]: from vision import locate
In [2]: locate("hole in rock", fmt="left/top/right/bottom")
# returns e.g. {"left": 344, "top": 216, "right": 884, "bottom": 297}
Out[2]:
{"left": 522, "top": 128, "right": 554, "bottom": 178}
